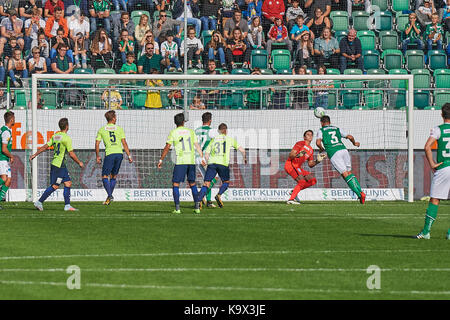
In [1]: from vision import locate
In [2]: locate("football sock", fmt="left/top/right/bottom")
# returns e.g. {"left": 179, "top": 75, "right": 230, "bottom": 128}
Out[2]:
{"left": 344, "top": 174, "right": 362, "bottom": 198}
{"left": 39, "top": 186, "right": 55, "bottom": 203}
{"left": 422, "top": 202, "right": 438, "bottom": 234}
{"left": 110, "top": 178, "right": 117, "bottom": 196}
{"left": 289, "top": 180, "right": 307, "bottom": 201}
{"left": 0, "top": 184, "right": 9, "bottom": 201}
{"left": 304, "top": 178, "right": 317, "bottom": 188}
{"left": 102, "top": 178, "right": 111, "bottom": 197}
{"left": 198, "top": 185, "right": 208, "bottom": 202}
{"left": 206, "top": 178, "right": 216, "bottom": 202}
{"left": 218, "top": 182, "right": 229, "bottom": 195}
{"left": 63, "top": 186, "right": 71, "bottom": 205}
{"left": 173, "top": 186, "right": 180, "bottom": 211}
{"left": 190, "top": 185, "right": 199, "bottom": 204}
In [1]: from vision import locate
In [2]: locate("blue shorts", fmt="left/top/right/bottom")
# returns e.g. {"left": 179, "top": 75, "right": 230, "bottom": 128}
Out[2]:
{"left": 102, "top": 153, "right": 123, "bottom": 176}
{"left": 204, "top": 163, "right": 230, "bottom": 182}
{"left": 50, "top": 165, "right": 71, "bottom": 186}
{"left": 172, "top": 164, "right": 196, "bottom": 183}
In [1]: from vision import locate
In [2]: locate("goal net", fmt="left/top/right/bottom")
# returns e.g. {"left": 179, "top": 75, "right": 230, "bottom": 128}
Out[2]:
{"left": 9, "top": 73, "right": 426, "bottom": 202}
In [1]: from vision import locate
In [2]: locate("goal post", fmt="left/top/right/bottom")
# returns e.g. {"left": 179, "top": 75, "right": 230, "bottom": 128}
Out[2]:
{"left": 28, "top": 73, "right": 416, "bottom": 203}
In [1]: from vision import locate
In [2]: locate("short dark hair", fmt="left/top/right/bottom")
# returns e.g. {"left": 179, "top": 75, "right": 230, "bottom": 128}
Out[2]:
{"left": 174, "top": 113, "right": 185, "bottom": 126}
{"left": 58, "top": 118, "right": 69, "bottom": 130}
{"left": 303, "top": 129, "right": 313, "bottom": 138}
{"left": 105, "top": 110, "right": 116, "bottom": 122}
{"left": 54, "top": 6, "right": 62, "bottom": 12}
{"left": 218, "top": 123, "right": 227, "bottom": 131}
{"left": 320, "top": 115, "right": 331, "bottom": 124}
{"left": 4, "top": 111, "right": 14, "bottom": 124}
{"left": 202, "top": 112, "right": 212, "bottom": 124}
{"left": 442, "top": 103, "right": 450, "bottom": 120}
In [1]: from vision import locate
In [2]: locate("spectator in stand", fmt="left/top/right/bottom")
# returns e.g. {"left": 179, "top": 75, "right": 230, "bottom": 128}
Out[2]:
{"left": 88, "top": 0, "right": 111, "bottom": 34}
{"left": 3, "top": 36, "right": 20, "bottom": 63}
{"left": 225, "top": 27, "right": 250, "bottom": 70}
{"left": 313, "top": 27, "right": 339, "bottom": 69}
{"left": 110, "top": 0, "right": 126, "bottom": 12}
{"left": 330, "top": 0, "right": 346, "bottom": 12}
{"left": 19, "top": 0, "right": 42, "bottom": 23}
{"left": 167, "top": 79, "right": 183, "bottom": 108}
{"left": 137, "top": 42, "right": 170, "bottom": 74}
{"left": 0, "top": 0, "right": 20, "bottom": 23}
{"left": 189, "top": 95, "right": 206, "bottom": 109}
{"left": 306, "top": 7, "right": 331, "bottom": 40}
{"left": 28, "top": 45, "right": 47, "bottom": 76}
{"left": 155, "top": 0, "right": 168, "bottom": 11}
{"left": 245, "top": 0, "right": 263, "bottom": 23}
{"left": 0, "top": 9, "right": 24, "bottom": 56}
{"left": 346, "top": 0, "right": 370, "bottom": 17}
{"left": 44, "top": 0, "right": 64, "bottom": 18}
{"left": 416, "top": 0, "right": 436, "bottom": 26}
{"left": 63, "top": 0, "right": 88, "bottom": 17}
{"left": 31, "top": 31, "right": 49, "bottom": 64}
{"left": 90, "top": 28, "right": 113, "bottom": 70}
{"left": 173, "top": 0, "right": 201, "bottom": 37}
{"left": 205, "top": 30, "right": 226, "bottom": 68}
{"left": 73, "top": 32, "right": 87, "bottom": 68}
{"left": 290, "top": 15, "right": 309, "bottom": 49}
{"left": 180, "top": 26, "right": 203, "bottom": 69}
{"left": 160, "top": 31, "right": 181, "bottom": 72}
{"left": 49, "top": 26, "right": 72, "bottom": 61}
{"left": 261, "top": 0, "right": 285, "bottom": 36}
{"left": 145, "top": 69, "right": 164, "bottom": 108}
{"left": 135, "top": 13, "right": 150, "bottom": 45}
{"left": 200, "top": 0, "right": 220, "bottom": 32}
{"left": 266, "top": 17, "right": 292, "bottom": 55}
{"left": 51, "top": 43, "right": 73, "bottom": 102}
{"left": 220, "top": 0, "right": 238, "bottom": 30}
{"left": 118, "top": 28, "right": 135, "bottom": 65}
{"left": 290, "top": 65, "right": 311, "bottom": 109}
{"left": 24, "top": 7, "right": 45, "bottom": 51}
{"left": 293, "top": 30, "right": 314, "bottom": 67}
{"left": 113, "top": 11, "right": 134, "bottom": 44}
{"left": 286, "top": 0, "right": 305, "bottom": 31}
{"left": 443, "top": 0, "right": 450, "bottom": 31}
{"left": 152, "top": 10, "right": 183, "bottom": 45}
{"left": 247, "top": 16, "right": 264, "bottom": 49}
{"left": 120, "top": 51, "right": 137, "bottom": 74}
{"left": 224, "top": 9, "right": 248, "bottom": 40}
{"left": 139, "top": 30, "right": 160, "bottom": 56}
{"left": 44, "top": 6, "right": 68, "bottom": 39}
{"left": 199, "top": 59, "right": 220, "bottom": 108}
{"left": 68, "top": 10, "right": 89, "bottom": 44}
{"left": 312, "top": 64, "right": 332, "bottom": 109}
{"left": 8, "top": 48, "right": 27, "bottom": 87}
{"left": 304, "top": 0, "right": 331, "bottom": 20}
{"left": 401, "top": 12, "right": 424, "bottom": 55}
{"left": 425, "top": 12, "right": 444, "bottom": 50}
{"left": 339, "top": 28, "right": 363, "bottom": 74}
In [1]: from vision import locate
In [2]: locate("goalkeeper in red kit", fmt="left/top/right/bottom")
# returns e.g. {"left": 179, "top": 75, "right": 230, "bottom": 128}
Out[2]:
{"left": 284, "top": 130, "right": 327, "bottom": 204}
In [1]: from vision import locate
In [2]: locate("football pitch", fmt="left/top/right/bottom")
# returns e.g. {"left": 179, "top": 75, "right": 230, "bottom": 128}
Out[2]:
{"left": 0, "top": 200, "right": 449, "bottom": 300}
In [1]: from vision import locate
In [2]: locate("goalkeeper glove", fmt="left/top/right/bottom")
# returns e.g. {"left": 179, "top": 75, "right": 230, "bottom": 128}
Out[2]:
{"left": 316, "top": 153, "right": 327, "bottom": 163}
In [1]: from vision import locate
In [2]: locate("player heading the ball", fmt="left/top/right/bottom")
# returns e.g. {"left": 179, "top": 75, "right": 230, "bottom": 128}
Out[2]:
{"left": 158, "top": 113, "right": 205, "bottom": 214}
{"left": 316, "top": 115, "right": 366, "bottom": 204}
{"left": 95, "top": 110, "right": 133, "bottom": 205}
{"left": 285, "top": 130, "right": 326, "bottom": 205}
{"left": 30, "top": 118, "right": 84, "bottom": 211}
{"left": 0, "top": 111, "right": 15, "bottom": 209}
{"left": 416, "top": 103, "right": 450, "bottom": 240}
{"left": 198, "top": 123, "right": 247, "bottom": 208}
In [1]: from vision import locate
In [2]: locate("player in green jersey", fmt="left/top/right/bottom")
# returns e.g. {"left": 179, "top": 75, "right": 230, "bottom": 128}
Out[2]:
{"left": 195, "top": 112, "right": 217, "bottom": 208}
{"left": 416, "top": 103, "right": 450, "bottom": 239}
{"left": 95, "top": 110, "right": 133, "bottom": 205}
{"left": 0, "top": 111, "right": 15, "bottom": 209}
{"left": 316, "top": 115, "right": 366, "bottom": 204}
{"left": 158, "top": 113, "right": 205, "bottom": 214}
{"left": 198, "top": 123, "right": 247, "bottom": 208}
{"left": 30, "top": 118, "right": 84, "bottom": 211}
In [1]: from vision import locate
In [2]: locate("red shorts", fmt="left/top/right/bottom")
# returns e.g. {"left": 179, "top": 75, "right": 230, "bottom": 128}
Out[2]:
{"left": 284, "top": 161, "right": 310, "bottom": 180}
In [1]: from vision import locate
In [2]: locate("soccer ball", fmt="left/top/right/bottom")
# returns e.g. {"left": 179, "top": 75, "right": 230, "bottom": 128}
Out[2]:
{"left": 314, "top": 107, "right": 326, "bottom": 118}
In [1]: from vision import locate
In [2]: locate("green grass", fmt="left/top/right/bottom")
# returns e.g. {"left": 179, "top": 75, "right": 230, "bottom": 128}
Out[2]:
{"left": 0, "top": 200, "right": 449, "bottom": 299}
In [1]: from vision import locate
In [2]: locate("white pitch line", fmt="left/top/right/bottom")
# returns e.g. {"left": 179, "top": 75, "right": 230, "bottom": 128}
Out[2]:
{"left": 0, "top": 249, "right": 449, "bottom": 261}
{"left": 1, "top": 279, "right": 450, "bottom": 296}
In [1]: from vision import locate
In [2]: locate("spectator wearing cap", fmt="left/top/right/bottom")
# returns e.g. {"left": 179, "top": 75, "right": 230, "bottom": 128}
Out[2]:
{"left": 160, "top": 30, "right": 181, "bottom": 72}
{"left": 261, "top": 0, "right": 285, "bottom": 36}
{"left": 0, "top": 0, "right": 20, "bottom": 23}
{"left": 152, "top": 9, "right": 184, "bottom": 46}
{"left": 88, "top": 0, "right": 111, "bottom": 34}
{"left": 44, "top": 0, "right": 65, "bottom": 18}
{"left": 44, "top": 6, "right": 68, "bottom": 38}
{"left": 24, "top": 6, "right": 45, "bottom": 51}
{"left": 0, "top": 9, "right": 24, "bottom": 56}
{"left": 339, "top": 28, "right": 363, "bottom": 73}
{"left": 200, "top": 0, "right": 220, "bottom": 32}
{"left": 18, "top": 0, "right": 43, "bottom": 23}
{"left": 223, "top": 9, "right": 248, "bottom": 40}
{"left": 173, "top": 0, "right": 202, "bottom": 38}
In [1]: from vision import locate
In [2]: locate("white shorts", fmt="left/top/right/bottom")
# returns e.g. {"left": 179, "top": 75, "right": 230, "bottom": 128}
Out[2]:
{"left": 430, "top": 166, "right": 450, "bottom": 200}
{"left": 0, "top": 160, "right": 11, "bottom": 178}
{"left": 330, "top": 149, "right": 352, "bottom": 175}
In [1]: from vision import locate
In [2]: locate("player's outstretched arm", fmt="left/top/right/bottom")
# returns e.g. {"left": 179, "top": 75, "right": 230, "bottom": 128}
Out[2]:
{"left": 316, "top": 138, "right": 325, "bottom": 153}
{"left": 68, "top": 151, "right": 84, "bottom": 168}
{"left": 29, "top": 144, "right": 50, "bottom": 162}
{"left": 121, "top": 138, "right": 133, "bottom": 163}
{"left": 95, "top": 140, "right": 102, "bottom": 164}
{"left": 238, "top": 146, "right": 248, "bottom": 164}
{"left": 158, "top": 143, "right": 171, "bottom": 169}
{"left": 346, "top": 135, "right": 360, "bottom": 147}
{"left": 425, "top": 136, "right": 442, "bottom": 170}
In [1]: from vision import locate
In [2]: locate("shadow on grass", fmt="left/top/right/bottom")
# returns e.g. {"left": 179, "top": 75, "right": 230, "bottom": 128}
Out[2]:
{"left": 359, "top": 233, "right": 415, "bottom": 239}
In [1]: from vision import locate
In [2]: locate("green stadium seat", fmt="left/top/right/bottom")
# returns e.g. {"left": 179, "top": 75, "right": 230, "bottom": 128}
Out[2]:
{"left": 307, "top": 68, "right": 317, "bottom": 74}
{"left": 381, "top": 49, "right": 403, "bottom": 70}
{"left": 363, "top": 50, "right": 380, "bottom": 70}
{"left": 14, "top": 89, "right": 28, "bottom": 108}
{"left": 74, "top": 68, "right": 93, "bottom": 74}
{"left": 379, "top": 31, "right": 399, "bottom": 51}
{"left": 231, "top": 68, "right": 251, "bottom": 75}
{"left": 374, "top": 11, "right": 393, "bottom": 32}
{"left": 201, "top": 30, "right": 213, "bottom": 47}
{"left": 414, "top": 90, "right": 430, "bottom": 109}
{"left": 434, "top": 69, "right": 450, "bottom": 88}
{"left": 343, "top": 69, "right": 364, "bottom": 89}
{"left": 250, "top": 49, "right": 269, "bottom": 70}
{"left": 271, "top": 49, "right": 291, "bottom": 72}
{"left": 357, "top": 30, "right": 376, "bottom": 51}
{"left": 366, "top": 69, "right": 387, "bottom": 88}
{"left": 405, "top": 49, "right": 425, "bottom": 71}
{"left": 395, "top": 13, "right": 410, "bottom": 33}
{"left": 259, "top": 68, "right": 273, "bottom": 75}
{"left": 388, "top": 90, "right": 406, "bottom": 109}
{"left": 428, "top": 50, "right": 448, "bottom": 70}
{"left": 341, "top": 90, "right": 361, "bottom": 109}
{"left": 364, "top": 90, "right": 384, "bottom": 109}
{"left": 389, "top": 68, "right": 408, "bottom": 88}
{"left": 434, "top": 90, "right": 450, "bottom": 108}
{"left": 391, "top": 0, "right": 410, "bottom": 12}
{"left": 411, "top": 69, "right": 430, "bottom": 89}
{"left": 330, "top": 11, "right": 349, "bottom": 32}
{"left": 326, "top": 68, "right": 340, "bottom": 75}
{"left": 131, "top": 90, "right": 147, "bottom": 109}
{"left": 96, "top": 68, "right": 116, "bottom": 74}
{"left": 371, "top": 0, "right": 389, "bottom": 11}
{"left": 131, "top": 10, "right": 150, "bottom": 26}
{"left": 352, "top": 11, "right": 370, "bottom": 31}
{"left": 335, "top": 30, "right": 348, "bottom": 43}
{"left": 86, "top": 89, "right": 103, "bottom": 109}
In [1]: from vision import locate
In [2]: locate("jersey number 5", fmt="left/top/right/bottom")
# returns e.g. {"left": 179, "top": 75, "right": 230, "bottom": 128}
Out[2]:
{"left": 109, "top": 131, "right": 116, "bottom": 143}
